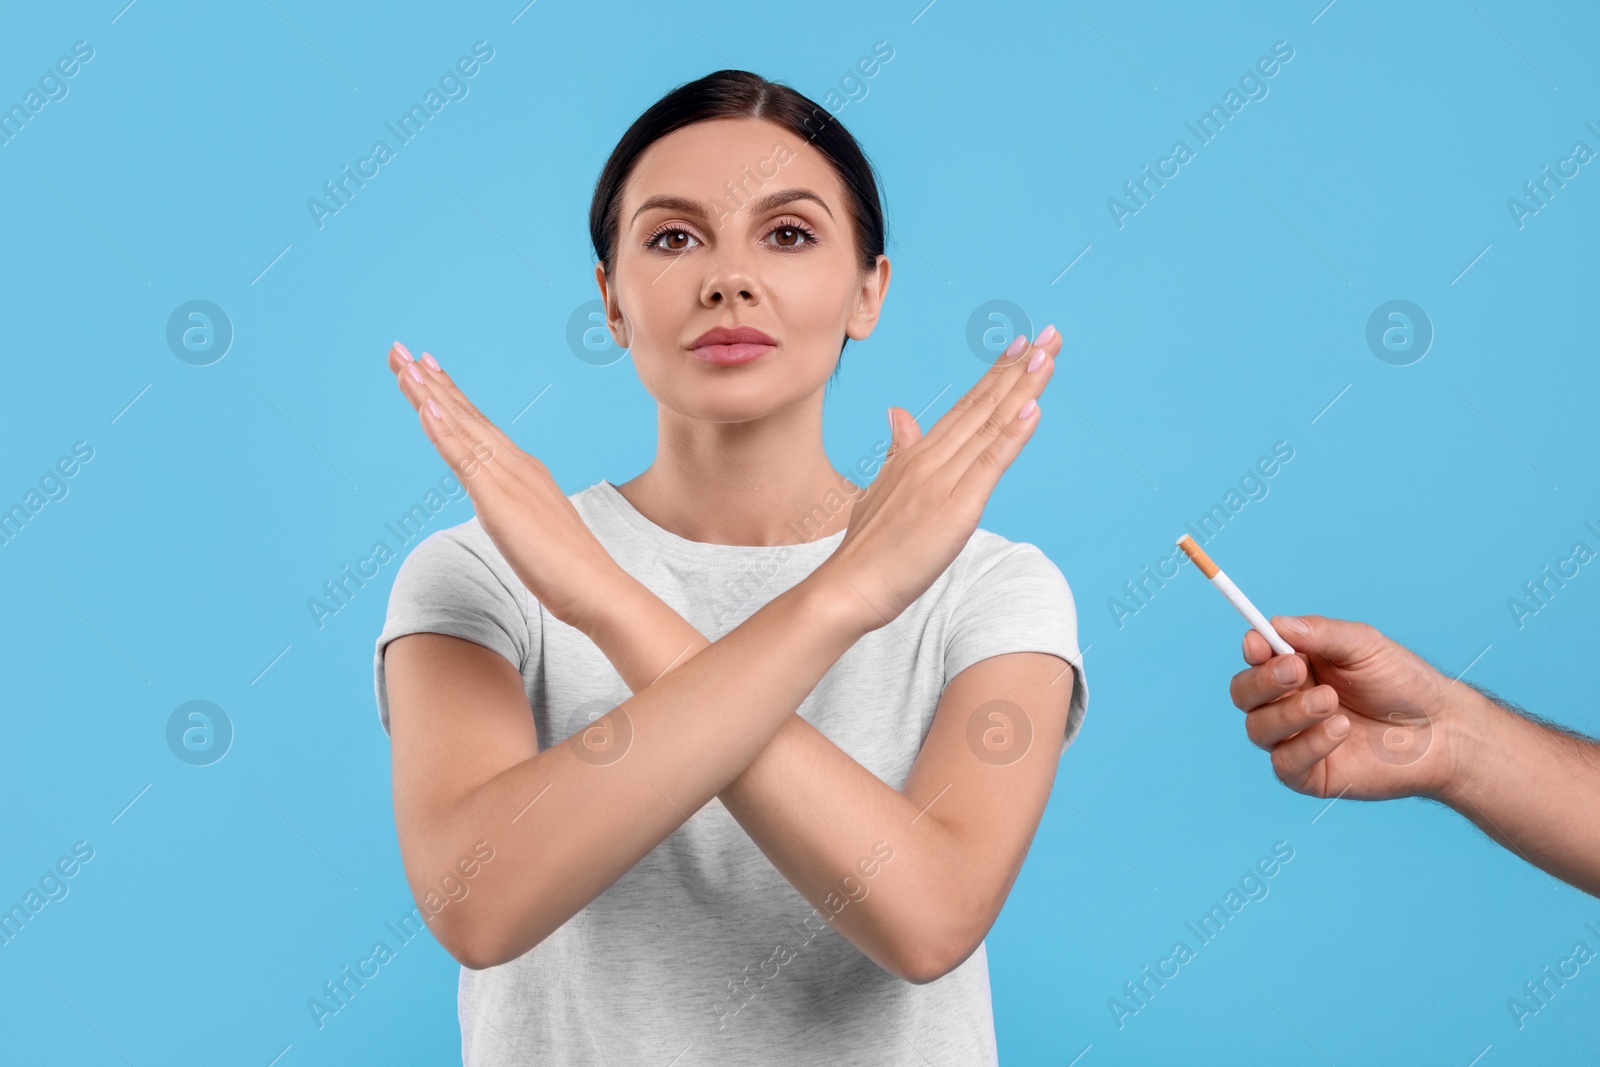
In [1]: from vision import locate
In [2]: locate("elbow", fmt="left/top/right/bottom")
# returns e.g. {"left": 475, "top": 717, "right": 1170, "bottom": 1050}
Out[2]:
{"left": 444, "top": 912, "right": 561, "bottom": 971}
{"left": 450, "top": 937, "right": 508, "bottom": 972}
{"left": 897, "top": 912, "right": 987, "bottom": 986}
{"left": 448, "top": 929, "right": 526, "bottom": 971}
{"left": 899, "top": 942, "right": 968, "bottom": 986}
{"left": 433, "top": 917, "right": 494, "bottom": 971}
{"left": 435, "top": 913, "right": 526, "bottom": 971}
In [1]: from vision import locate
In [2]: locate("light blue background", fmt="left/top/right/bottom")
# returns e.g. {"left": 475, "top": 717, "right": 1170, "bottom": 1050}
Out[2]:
{"left": 3, "top": 1, "right": 1596, "bottom": 1063}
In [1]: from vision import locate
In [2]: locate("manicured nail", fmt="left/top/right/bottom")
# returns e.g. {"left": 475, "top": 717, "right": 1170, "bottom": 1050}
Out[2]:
{"left": 1004, "top": 334, "right": 1027, "bottom": 358}
{"left": 427, "top": 398, "right": 441, "bottom": 419}
{"left": 1034, "top": 324, "right": 1058, "bottom": 346}
{"left": 1028, "top": 347, "right": 1047, "bottom": 372}
{"left": 422, "top": 352, "right": 441, "bottom": 371}
{"left": 408, "top": 364, "right": 424, "bottom": 383}
{"left": 1018, "top": 398, "right": 1038, "bottom": 420}
{"left": 392, "top": 341, "right": 413, "bottom": 361}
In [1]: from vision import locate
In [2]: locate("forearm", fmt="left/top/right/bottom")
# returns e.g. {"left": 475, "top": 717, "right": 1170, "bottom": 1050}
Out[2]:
{"left": 582, "top": 569, "right": 974, "bottom": 982}
{"left": 1438, "top": 686, "right": 1600, "bottom": 897}
{"left": 438, "top": 572, "right": 871, "bottom": 967}
{"left": 717, "top": 717, "right": 972, "bottom": 982}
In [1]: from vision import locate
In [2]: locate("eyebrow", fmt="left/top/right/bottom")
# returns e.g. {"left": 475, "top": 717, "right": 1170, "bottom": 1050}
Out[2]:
{"left": 628, "top": 187, "right": 835, "bottom": 227}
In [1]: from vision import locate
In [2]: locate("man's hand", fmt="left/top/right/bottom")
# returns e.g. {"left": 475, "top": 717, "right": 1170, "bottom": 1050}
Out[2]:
{"left": 1229, "top": 612, "right": 1600, "bottom": 898}
{"left": 1228, "top": 614, "right": 1462, "bottom": 801}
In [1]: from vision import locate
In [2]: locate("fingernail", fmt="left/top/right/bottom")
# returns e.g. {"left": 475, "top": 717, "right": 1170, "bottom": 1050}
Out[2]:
{"left": 392, "top": 341, "right": 414, "bottom": 361}
{"left": 1307, "top": 688, "right": 1334, "bottom": 714}
{"left": 427, "top": 398, "right": 441, "bottom": 419}
{"left": 1327, "top": 714, "right": 1350, "bottom": 738}
{"left": 1004, "top": 334, "right": 1027, "bottom": 358}
{"left": 1028, "top": 347, "right": 1047, "bottom": 372}
{"left": 1018, "top": 398, "right": 1038, "bottom": 421}
{"left": 1272, "top": 659, "right": 1298, "bottom": 685}
{"left": 1034, "top": 324, "right": 1058, "bottom": 346}
{"left": 422, "top": 352, "right": 441, "bottom": 371}
{"left": 1280, "top": 617, "right": 1309, "bottom": 635}
{"left": 408, "top": 364, "right": 424, "bottom": 383}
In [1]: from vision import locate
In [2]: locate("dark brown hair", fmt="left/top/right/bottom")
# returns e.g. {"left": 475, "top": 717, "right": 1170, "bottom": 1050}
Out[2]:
{"left": 589, "top": 69, "right": 887, "bottom": 371}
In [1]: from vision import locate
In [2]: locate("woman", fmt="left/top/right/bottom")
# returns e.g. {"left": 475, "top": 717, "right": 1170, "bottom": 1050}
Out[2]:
{"left": 374, "top": 69, "right": 1088, "bottom": 1066}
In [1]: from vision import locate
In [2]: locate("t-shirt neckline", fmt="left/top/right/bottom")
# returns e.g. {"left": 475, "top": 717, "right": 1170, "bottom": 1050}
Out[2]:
{"left": 590, "top": 479, "right": 848, "bottom": 561}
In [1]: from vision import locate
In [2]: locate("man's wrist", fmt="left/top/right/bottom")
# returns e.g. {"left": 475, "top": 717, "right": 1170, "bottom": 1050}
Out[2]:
{"left": 1432, "top": 682, "right": 1510, "bottom": 811}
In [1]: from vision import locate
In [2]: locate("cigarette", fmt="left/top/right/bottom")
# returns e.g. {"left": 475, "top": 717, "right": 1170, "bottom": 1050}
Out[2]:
{"left": 1176, "top": 535, "right": 1296, "bottom": 656}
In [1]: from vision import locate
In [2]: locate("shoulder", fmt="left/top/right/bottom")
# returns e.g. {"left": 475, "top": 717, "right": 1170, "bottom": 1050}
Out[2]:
{"left": 946, "top": 528, "right": 1075, "bottom": 603}
{"left": 389, "top": 516, "right": 526, "bottom": 608}
{"left": 397, "top": 515, "right": 500, "bottom": 572}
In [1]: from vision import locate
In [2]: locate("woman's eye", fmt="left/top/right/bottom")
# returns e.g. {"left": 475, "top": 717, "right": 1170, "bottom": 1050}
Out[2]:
{"left": 648, "top": 228, "right": 698, "bottom": 252}
{"left": 766, "top": 223, "right": 816, "bottom": 250}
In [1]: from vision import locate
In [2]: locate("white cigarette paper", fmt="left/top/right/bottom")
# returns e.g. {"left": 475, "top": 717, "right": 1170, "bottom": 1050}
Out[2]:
{"left": 1176, "top": 534, "right": 1297, "bottom": 656}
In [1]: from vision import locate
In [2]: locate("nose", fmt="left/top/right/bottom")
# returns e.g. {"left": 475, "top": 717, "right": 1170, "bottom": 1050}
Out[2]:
{"left": 700, "top": 245, "right": 759, "bottom": 307}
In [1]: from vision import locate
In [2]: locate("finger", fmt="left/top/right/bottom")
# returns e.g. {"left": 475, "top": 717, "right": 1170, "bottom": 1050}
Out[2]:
{"left": 947, "top": 362, "right": 1049, "bottom": 508}
{"left": 388, "top": 345, "right": 505, "bottom": 489}
{"left": 945, "top": 336, "right": 1056, "bottom": 478}
{"left": 410, "top": 351, "right": 521, "bottom": 458}
{"left": 1270, "top": 714, "right": 1351, "bottom": 793}
{"left": 416, "top": 380, "right": 511, "bottom": 491}
{"left": 387, "top": 344, "right": 516, "bottom": 474}
{"left": 1242, "top": 628, "right": 1273, "bottom": 665}
{"left": 1269, "top": 614, "right": 1386, "bottom": 666}
{"left": 1243, "top": 685, "right": 1338, "bottom": 749}
{"left": 883, "top": 404, "right": 923, "bottom": 469}
{"left": 917, "top": 326, "right": 1061, "bottom": 464}
{"left": 1228, "top": 654, "right": 1307, "bottom": 711}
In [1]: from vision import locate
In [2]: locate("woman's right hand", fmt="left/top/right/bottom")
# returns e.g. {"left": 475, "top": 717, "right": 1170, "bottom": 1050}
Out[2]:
{"left": 814, "top": 326, "right": 1061, "bottom": 633}
{"left": 386, "top": 342, "right": 631, "bottom": 637}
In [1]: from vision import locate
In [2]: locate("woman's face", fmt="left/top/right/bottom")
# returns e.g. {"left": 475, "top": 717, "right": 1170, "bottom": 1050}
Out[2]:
{"left": 597, "top": 116, "right": 889, "bottom": 424}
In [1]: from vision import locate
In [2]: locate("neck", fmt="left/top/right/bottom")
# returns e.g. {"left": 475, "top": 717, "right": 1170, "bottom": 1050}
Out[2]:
{"left": 614, "top": 394, "right": 861, "bottom": 547}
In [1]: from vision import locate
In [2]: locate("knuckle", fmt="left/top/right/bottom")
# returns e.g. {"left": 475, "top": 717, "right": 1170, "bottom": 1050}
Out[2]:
{"left": 1228, "top": 675, "right": 1249, "bottom": 709}
{"left": 1243, "top": 714, "right": 1264, "bottom": 748}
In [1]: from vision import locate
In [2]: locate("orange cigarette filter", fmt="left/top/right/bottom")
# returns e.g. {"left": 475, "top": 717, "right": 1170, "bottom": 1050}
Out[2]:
{"left": 1177, "top": 534, "right": 1219, "bottom": 579}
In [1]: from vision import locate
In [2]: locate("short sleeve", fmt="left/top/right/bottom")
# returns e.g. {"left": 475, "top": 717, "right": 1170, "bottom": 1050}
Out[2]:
{"left": 372, "top": 524, "right": 533, "bottom": 737}
{"left": 943, "top": 539, "right": 1089, "bottom": 749}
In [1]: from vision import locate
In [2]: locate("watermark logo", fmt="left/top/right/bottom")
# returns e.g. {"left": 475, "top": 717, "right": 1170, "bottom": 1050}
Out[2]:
{"left": 965, "top": 300, "right": 1035, "bottom": 363}
{"left": 966, "top": 699, "right": 1032, "bottom": 766}
{"left": 567, "top": 299, "right": 626, "bottom": 366}
{"left": 1365, "top": 299, "right": 1432, "bottom": 367}
{"left": 166, "top": 699, "right": 233, "bottom": 767}
{"left": 166, "top": 300, "right": 233, "bottom": 366}
{"left": 565, "top": 696, "right": 633, "bottom": 766}
{"left": 1364, "top": 697, "right": 1432, "bottom": 767}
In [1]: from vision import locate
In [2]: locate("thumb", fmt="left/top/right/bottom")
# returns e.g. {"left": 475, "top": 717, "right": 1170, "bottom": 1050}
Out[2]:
{"left": 1272, "top": 614, "right": 1387, "bottom": 666}
{"left": 884, "top": 406, "right": 923, "bottom": 465}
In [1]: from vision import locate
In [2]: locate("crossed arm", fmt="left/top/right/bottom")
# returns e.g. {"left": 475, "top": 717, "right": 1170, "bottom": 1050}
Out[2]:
{"left": 386, "top": 565, "right": 1075, "bottom": 981}
{"left": 382, "top": 332, "right": 1074, "bottom": 980}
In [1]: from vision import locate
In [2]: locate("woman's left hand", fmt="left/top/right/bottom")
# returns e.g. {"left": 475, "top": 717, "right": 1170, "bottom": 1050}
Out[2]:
{"left": 385, "top": 342, "right": 627, "bottom": 635}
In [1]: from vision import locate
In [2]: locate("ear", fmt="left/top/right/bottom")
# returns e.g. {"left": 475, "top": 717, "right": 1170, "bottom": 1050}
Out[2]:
{"left": 594, "top": 263, "right": 630, "bottom": 348}
{"left": 845, "top": 254, "right": 891, "bottom": 341}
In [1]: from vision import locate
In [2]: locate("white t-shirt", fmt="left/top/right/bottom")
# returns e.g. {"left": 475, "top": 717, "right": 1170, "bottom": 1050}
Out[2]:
{"left": 373, "top": 479, "right": 1088, "bottom": 1065}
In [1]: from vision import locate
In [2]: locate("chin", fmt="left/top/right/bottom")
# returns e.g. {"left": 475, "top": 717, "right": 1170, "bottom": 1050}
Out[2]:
{"left": 645, "top": 370, "right": 819, "bottom": 424}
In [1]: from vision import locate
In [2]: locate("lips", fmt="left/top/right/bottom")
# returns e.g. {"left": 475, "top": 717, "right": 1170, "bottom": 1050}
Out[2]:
{"left": 690, "top": 325, "right": 777, "bottom": 366}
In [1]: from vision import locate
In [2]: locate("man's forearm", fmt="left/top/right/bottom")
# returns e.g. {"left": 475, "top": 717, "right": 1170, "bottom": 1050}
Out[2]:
{"left": 1438, "top": 684, "right": 1600, "bottom": 897}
